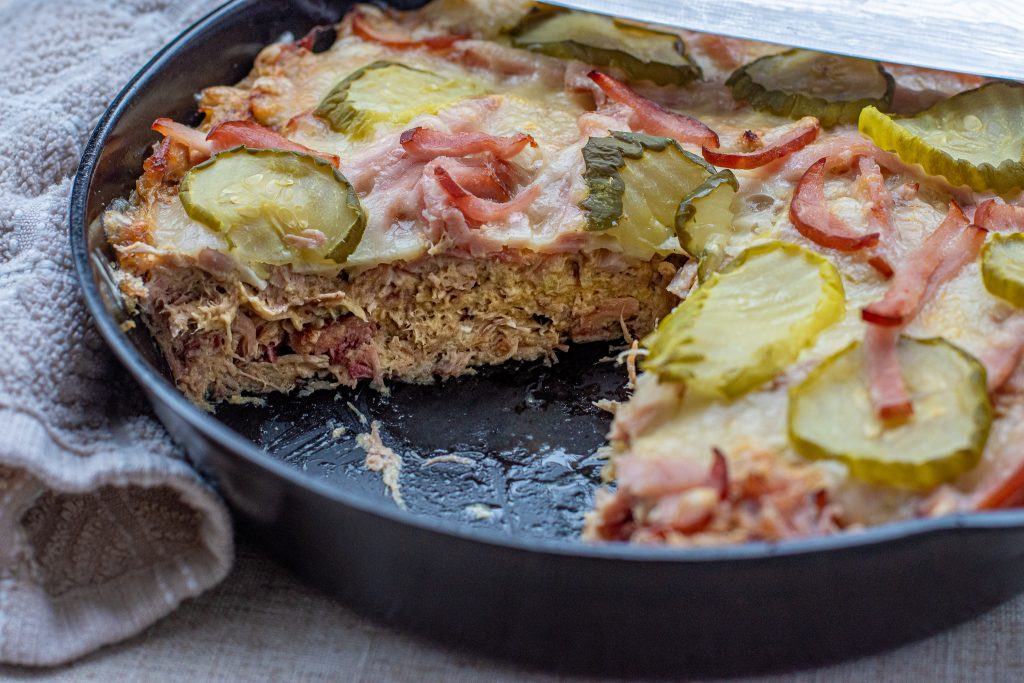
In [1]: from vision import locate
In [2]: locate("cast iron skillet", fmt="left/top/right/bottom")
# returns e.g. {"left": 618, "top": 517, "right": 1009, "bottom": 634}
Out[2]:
{"left": 70, "top": 0, "right": 1024, "bottom": 676}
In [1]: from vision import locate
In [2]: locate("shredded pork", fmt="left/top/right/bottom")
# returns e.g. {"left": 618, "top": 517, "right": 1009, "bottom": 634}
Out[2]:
{"left": 356, "top": 421, "right": 405, "bottom": 508}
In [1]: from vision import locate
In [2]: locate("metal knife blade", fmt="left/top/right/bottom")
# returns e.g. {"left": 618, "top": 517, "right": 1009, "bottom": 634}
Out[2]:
{"left": 547, "top": 0, "right": 1024, "bottom": 80}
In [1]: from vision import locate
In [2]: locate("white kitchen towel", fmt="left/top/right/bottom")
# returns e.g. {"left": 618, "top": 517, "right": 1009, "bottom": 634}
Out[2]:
{"left": 0, "top": 0, "right": 234, "bottom": 666}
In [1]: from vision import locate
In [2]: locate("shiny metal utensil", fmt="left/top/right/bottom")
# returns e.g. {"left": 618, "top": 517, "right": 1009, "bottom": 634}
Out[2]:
{"left": 550, "top": 0, "right": 1024, "bottom": 80}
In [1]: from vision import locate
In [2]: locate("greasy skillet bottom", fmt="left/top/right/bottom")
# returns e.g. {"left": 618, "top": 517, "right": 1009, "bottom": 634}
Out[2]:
{"left": 217, "top": 342, "right": 623, "bottom": 540}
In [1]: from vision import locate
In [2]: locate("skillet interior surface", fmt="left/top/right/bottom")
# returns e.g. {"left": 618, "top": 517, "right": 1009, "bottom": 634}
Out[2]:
{"left": 217, "top": 341, "right": 624, "bottom": 540}
{"left": 70, "top": 0, "right": 1024, "bottom": 675}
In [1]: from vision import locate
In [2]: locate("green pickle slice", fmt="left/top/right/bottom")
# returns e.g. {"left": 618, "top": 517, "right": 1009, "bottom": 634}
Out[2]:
{"left": 982, "top": 233, "right": 1024, "bottom": 307}
{"left": 789, "top": 338, "right": 992, "bottom": 490}
{"left": 643, "top": 241, "right": 845, "bottom": 398}
{"left": 859, "top": 81, "right": 1024, "bottom": 193}
{"left": 580, "top": 131, "right": 737, "bottom": 260}
{"left": 179, "top": 147, "right": 365, "bottom": 267}
{"left": 728, "top": 49, "right": 894, "bottom": 127}
{"left": 511, "top": 9, "right": 701, "bottom": 86}
{"left": 315, "top": 61, "right": 480, "bottom": 139}
{"left": 676, "top": 171, "right": 739, "bottom": 281}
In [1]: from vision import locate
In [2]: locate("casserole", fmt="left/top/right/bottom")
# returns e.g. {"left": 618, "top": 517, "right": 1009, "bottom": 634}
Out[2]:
{"left": 71, "top": 0, "right": 1024, "bottom": 674}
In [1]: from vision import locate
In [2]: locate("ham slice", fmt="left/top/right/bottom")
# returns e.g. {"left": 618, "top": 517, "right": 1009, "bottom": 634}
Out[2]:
{"left": 861, "top": 201, "right": 973, "bottom": 327}
{"left": 702, "top": 117, "right": 819, "bottom": 170}
{"left": 615, "top": 455, "right": 711, "bottom": 499}
{"left": 858, "top": 157, "right": 894, "bottom": 236}
{"left": 151, "top": 118, "right": 211, "bottom": 157}
{"left": 863, "top": 325, "right": 912, "bottom": 420}
{"left": 433, "top": 162, "right": 540, "bottom": 223}
{"left": 442, "top": 157, "right": 519, "bottom": 201}
{"left": 350, "top": 10, "right": 466, "bottom": 50}
{"left": 768, "top": 132, "right": 900, "bottom": 182}
{"left": 576, "top": 105, "right": 633, "bottom": 138}
{"left": 153, "top": 118, "right": 341, "bottom": 168}
{"left": 977, "top": 465, "right": 1024, "bottom": 510}
{"left": 789, "top": 158, "right": 880, "bottom": 252}
{"left": 861, "top": 202, "right": 986, "bottom": 419}
{"left": 974, "top": 198, "right": 1024, "bottom": 232}
{"left": 708, "top": 447, "right": 730, "bottom": 501}
{"left": 206, "top": 120, "right": 341, "bottom": 167}
{"left": 294, "top": 25, "right": 335, "bottom": 52}
{"left": 980, "top": 316, "right": 1024, "bottom": 394}
{"left": 399, "top": 126, "right": 536, "bottom": 160}
{"left": 587, "top": 70, "right": 719, "bottom": 148}
{"left": 452, "top": 39, "right": 565, "bottom": 81}
{"left": 923, "top": 225, "right": 988, "bottom": 301}
{"left": 857, "top": 156, "right": 896, "bottom": 278}
{"left": 614, "top": 450, "right": 730, "bottom": 503}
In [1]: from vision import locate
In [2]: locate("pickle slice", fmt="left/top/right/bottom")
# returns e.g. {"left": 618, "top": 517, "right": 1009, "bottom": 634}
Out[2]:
{"left": 179, "top": 147, "right": 365, "bottom": 266}
{"left": 643, "top": 241, "right": 845, "bottom": 398}
{"left": 676, "top": 171, "right": 738, "bottom": 281}
{"left": 511, "top": 9, "right": 701, "bottom": 86}
{"left": 982, "top": 233, "right": 1024, "bottom": 307}
{"left": 315, "top": 61, "right": 480, "bottom": 139}
{"left": 789, "top": 338, "right": 991, "bottom": 490}
{"left": 728, "top": 49, "right": 894, "bottom": 127}
{"left": 580, "top": 131, "right": 736, "bottom": 260}
{"left": 859, "top": 82, "right": 1024, "bottom": 193}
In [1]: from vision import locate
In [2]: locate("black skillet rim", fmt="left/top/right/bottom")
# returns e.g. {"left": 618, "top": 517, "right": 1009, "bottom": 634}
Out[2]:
{"left": 68, "top": 0, "right": 1024, "bottom": 566}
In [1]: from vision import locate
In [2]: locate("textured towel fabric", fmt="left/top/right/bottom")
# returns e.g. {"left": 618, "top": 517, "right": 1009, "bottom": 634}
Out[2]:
{"left": 0, "top": 0, "right": 233, "bottom": 666}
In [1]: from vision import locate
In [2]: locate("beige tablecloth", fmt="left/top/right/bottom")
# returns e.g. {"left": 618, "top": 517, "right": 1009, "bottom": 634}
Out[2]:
{"left": 0, "top": 538, "right": 1020, "bottom": 682}
{"left": 0, "top": 0, "right": 232, "bottom": 666}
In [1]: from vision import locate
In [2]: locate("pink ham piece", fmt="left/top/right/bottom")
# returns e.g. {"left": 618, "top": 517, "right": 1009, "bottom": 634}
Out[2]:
{"left": 399, "top": 126, "right": 536, "bottom": 161}
{"left": 964, "top": 321, "right": 1024, "bottom": 512}
{"left": 433, "top": 162, "right": 541, "bottom": 223}
{"left": 980, "top": 316, "right": 1024, "bottom": 394}
{"left": 861, "top": 202, "right": 987, "bottom": 419}
{"left": 977, "top": 468, "right": 1024, "bottom": 510}
{"left": 789, "top": 158, "right": 880, "bottom": 252}
{"left": 858, "top": 157, "right": 894, "bottom": 235}
{"left": 294, "top": 24, "right": 335, "bottom": 52}
{"left": 152, "top": 118, "right": 341, "bottom": 168}
{"left": 351, "top": 10, "right": 466, "bottom": 50}
{"left": 702, "top": 117, "right": 820, "bottom": 170}
{"left": 646, "top": 489, "right": 719, "bottom": 534}
{"left": 974, "top": 198, "right": 1024, "bottom": 232}
{"left": 442, "top": 160, "right": 513, "bottom": 202}
{"left": 151, "top": 118, "right": 211, "bottom": 157}
{"left": 866, "top": 255, "right": 895, "bottom": 279}
{"left": 601, "top": 449, "right": 732, "bottom": 537}
{"left": 861, "top": 201, "right": 973, "bottom": 327}
{"left": 587, "top": 70, "right": 719, "bottom": 148}
{"left": 923, "top": 224, "right": 988, "bottom": 301}
{"left": 206, "top": 120, "right": 341, "bottom": 167}
{"left": 615, "top": 455, "right": 711, "bottom": 499}
{"left": 708, "top": 447, "right": 730, "bottom": 501}
{"left": 768, "top": 132, "right": 900, "bottom": 182}
{"left": 863, "top": 325, "right": 912, "bottom": 420}
{"left": 857, "top": 156, "right": 896, "bottom": 278}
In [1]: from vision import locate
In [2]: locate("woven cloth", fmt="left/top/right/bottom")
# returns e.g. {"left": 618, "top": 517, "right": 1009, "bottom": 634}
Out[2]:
{"left": 1, "top": 540, "right": 1021, "bottom": 682}
{"left": 0, "top": 0, "right": 232, "bottom": 666}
